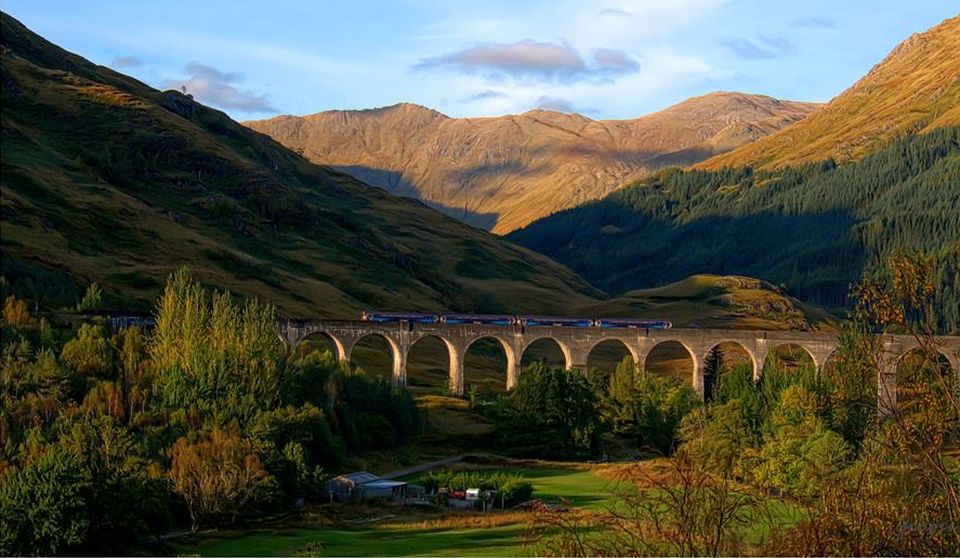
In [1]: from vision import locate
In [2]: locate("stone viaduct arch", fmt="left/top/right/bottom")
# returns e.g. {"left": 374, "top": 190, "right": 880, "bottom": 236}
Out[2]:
{"left": 463, "top": 335, "right": 517, "bottom": 392}
{"left": 520, "top": 336, "right": 574, "bottom": 371}
{"left": 585, "top": 338, "right": 640, "bottom": 371}
{"left": 279, "top": 320, "right": 960, "bottom": 412}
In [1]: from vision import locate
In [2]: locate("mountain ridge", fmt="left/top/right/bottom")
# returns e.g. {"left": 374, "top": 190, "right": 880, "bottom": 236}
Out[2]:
{"left": 246, "top": 92, "right": 818, "bottom": 233}
{"left": 0, "top": 11, "right": 602, "bottom": 318}
{"left": 699, "top": 14, "right": 960, "bottom": 170}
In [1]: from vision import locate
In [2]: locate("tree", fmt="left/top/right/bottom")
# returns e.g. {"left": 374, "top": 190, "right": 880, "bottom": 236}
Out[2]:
{"left": 819, "top": 322, "right": 879, "bottom": 446}
{"left": 248, "top": 404, "right": 338, "bottom": 502}
{"left": 768, "top": 253, "right": 960, "bottom": 555}
{"left": 150, "top": 268, "right": 284, "bottom": 417}
{"left": 0, "top": 416, "right": 167, "bottom": 555}
{"left": 76, "top": 283, "right": 103, "bottom": 312}
{"left": 2, "top": 295, "right": 32, "bottom": 330}
{"left": 0, "top": 450, "right": 88, "bottom": 556}
{"left": 679, "top": 399, "right": 757, "bottom": 478}
{"left": 604, "top": 359, "right": 700, "bottom": 456}
{"left": 54, "top": 416, "right": 171, "bottom": 552}
{"left": 749, "top": 385, "right": 851, "bottom": 498}
{"left": 629, "top": 372, "right": 700, "bottom": 455}
{"left": 60, "top": 323, "right": 114, "bottom": 378}
{"left": 168, "top": 427, "right": 271, "bottom": 531}
{"left": 493, "top": 362, "right": 601, "bottom": 458}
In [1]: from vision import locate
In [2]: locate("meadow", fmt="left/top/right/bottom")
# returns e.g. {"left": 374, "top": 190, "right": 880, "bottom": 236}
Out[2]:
{"left": 167, "top": 465, "right": 615, "bottom": 557}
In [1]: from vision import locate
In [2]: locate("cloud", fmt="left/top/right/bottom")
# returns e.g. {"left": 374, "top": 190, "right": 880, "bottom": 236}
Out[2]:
{"left": 413, "top": 40, "right": 639, "bottom": 84}
{"left": 598, "top": 8, "right": 632, "bottom": 17}
{"left": 162, "top": 62, "right": 278, "bottom": 114}
{"left": 792, "top": 16, "right": 836, "bottom": 29}
{"left": 533, "top": 95, "right": 577, "bottom": 113}
{"left": 464, "top": 90, "right": 510, "bottom": 102}
{"left": 719, "top": 35, "right": 794, "bottom": 60}
{"left": 110, "top": 55, "right": 143, "bottom": 69}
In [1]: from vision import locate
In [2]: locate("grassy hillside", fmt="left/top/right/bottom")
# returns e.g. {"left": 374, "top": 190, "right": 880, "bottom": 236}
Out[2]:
{"left": 0, "top": 12, "right": 841, "bottom": 332}
{"left": 578, "top": 275, "right": 837, "bottom": 331}
{"left": 0, "top": 12, "right": 602, "bottom": 317}
{"left": 699, "top": 15, "right": 960, "bottom": 170}
{"left": 510, "top": 129, "right": 960, "bottom": 332}
{"left": 246, "top": 93, "right": 816, "bottom": 234}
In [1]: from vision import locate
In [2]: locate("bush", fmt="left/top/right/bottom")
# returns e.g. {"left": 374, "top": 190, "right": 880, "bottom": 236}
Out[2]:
{"left": 422, "top": 469, "right": 533, "bottom": 507}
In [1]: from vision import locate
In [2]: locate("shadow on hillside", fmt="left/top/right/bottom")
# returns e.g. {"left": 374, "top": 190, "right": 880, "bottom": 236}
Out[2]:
{"left": 333, "top": 164, "right": 501, "bottom": 230}
{"left": 508, "top": 206, "right": 867, "bottom": 310}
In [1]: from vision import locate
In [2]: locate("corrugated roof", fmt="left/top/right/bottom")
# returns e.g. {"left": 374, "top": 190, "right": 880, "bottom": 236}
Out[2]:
{"left": 362, "top": 480, "right": 407, "bottom": 489}
{"left": 337, "top": 471, "right": 380, "bottom": 485}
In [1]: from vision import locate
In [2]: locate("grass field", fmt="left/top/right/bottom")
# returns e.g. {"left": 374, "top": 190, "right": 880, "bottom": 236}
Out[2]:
{"left": 168, "top": 461, "right": 798, "bottom": 557}
{"left": 169, "top": 465, "right": 617, "bottom": 557}
{"left": 182, "top": 523, "right": 528, "bottom": 557}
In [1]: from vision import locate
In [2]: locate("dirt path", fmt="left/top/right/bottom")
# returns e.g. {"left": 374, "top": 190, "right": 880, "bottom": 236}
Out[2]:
{"left": 380, "top": 455, "right": 463, "bottom": 479}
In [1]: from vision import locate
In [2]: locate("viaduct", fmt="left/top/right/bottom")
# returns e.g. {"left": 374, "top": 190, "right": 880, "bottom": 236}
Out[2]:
{"left": 279, "top": 320, "right": 960, "bottom": 412}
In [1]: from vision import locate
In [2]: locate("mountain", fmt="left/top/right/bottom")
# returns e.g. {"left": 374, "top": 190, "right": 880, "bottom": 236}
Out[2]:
{"left": 509, "top": 128, "right": 960, "bottom": 331}
{"left": 700, "top": 15, "right": 960, "bottom": 170}
{"left": 0, "top": 12, "right": 602, "bottom": 317}
{"left": 245, "top": 93, "right": 817, "bottom": 233}
{"left": 0, "top": 12, "right": 838, "bottom": 331}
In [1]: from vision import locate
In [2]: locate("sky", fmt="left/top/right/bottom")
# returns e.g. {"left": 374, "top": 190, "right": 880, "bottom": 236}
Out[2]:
{"left": 3, "top": 1, "right": 956, "bottom": 120}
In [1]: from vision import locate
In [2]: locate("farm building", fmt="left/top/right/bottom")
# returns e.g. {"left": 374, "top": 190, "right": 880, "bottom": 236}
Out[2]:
{"left": 325, "top": 471, "right": 412, "bottom": 503}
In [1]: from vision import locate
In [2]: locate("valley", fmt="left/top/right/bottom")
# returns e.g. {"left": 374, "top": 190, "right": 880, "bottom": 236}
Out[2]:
{"left": 1, "top": 6, "right": 959, "bottom": 558}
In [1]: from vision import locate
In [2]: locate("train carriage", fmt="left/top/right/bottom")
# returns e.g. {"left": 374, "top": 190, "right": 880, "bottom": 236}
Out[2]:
{"left": 440, "top": 314, "right": 516, "bottom": 326}
{"left": 518, "top": 315, "right": 593, "bottom": 328}
{"left": 360, "top": 311, "right": 439, "bottom": 324}
{"left": 593, "top": 318, "right": 673, "bottom": 329}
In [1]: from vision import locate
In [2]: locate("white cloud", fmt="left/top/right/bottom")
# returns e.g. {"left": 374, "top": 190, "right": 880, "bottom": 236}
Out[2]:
{"left": 414, "top": 40, "right": 639, "bottom": 84}
{"left": 162, "top": 62, "right": 278, "bottom": 113}
{"left": 534, "top": 95, "right": 577, "bottom": 112}
{"left": 109, "top": 55, "right": 142, "bottom": 69}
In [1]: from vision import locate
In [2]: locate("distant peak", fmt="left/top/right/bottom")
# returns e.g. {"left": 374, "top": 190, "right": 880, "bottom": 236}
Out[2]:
{"left": 352, "top": 102, "right": 448, "bottom": 118}
{"left": 680, "top": 91, "right": 783, "bottom": 105}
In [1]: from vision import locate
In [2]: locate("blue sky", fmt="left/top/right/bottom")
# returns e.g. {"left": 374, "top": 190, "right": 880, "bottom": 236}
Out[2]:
{"left": 4, "top": 1, "right": 955, "bottom": 120}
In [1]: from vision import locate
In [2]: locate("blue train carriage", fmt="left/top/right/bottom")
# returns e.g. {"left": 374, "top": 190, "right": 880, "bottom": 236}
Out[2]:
{"left": 519, "top": 315, "right": 593, "bottom": 327}
{"left": 360, "top": 311, "right": 439, "bottom": 324}
{"left": 440, "top": 313, "right": 516, "bottom": 326}
{"left": 593, "top": 318, "right": 673, "bottom": 329}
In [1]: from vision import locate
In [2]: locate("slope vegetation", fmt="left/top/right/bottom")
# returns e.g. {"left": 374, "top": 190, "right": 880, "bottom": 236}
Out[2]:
{"left": 0, "top": 12, "right": 601, "bottom": 317}
{"left": 246, "top": 94, "right": 816, "bottom": 233}
{"left": 700, "top": 15, "right": 960, "bottom": 170}
{"left": 579, "top": 275, "right": 837, "bottom": 331}
{"left": 510, "top": 129, "right": 960, "bottom": 331}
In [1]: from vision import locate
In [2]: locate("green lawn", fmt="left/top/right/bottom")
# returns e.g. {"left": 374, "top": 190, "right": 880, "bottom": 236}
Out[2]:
{"left": 401, "top": 467, "right": 616, "bottom": 509}
{"left": 186, "top": 524, "right": 527, "bottom": 557}
{"left": 171, "top": 466, "right": 614, "bottom": 557}
{"left": 167, "top": 465, "right": 796, "bottom": 557}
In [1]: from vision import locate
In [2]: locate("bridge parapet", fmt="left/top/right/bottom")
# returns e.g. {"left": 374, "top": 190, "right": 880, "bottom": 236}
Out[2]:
{"left": 276, "top": 319, "right": 960, "bottom": 408}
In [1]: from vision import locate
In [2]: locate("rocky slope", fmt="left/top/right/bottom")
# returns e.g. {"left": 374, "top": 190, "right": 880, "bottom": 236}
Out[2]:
{"left": 246, "top": 93, "right": 817, "bottom": 233}
{"left": 0, "top": 12, "right": 601, "bottom": 317}
{"left": 700, "top": 14, "right": 960, "bottom": 170}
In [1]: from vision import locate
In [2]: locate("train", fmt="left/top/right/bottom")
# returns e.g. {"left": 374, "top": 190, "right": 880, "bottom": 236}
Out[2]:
{"left": 359, "top": 312, "right": 672, "bottom": 329}
{"left": 359, "top": 311, "right": 439, "bottom": 324}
